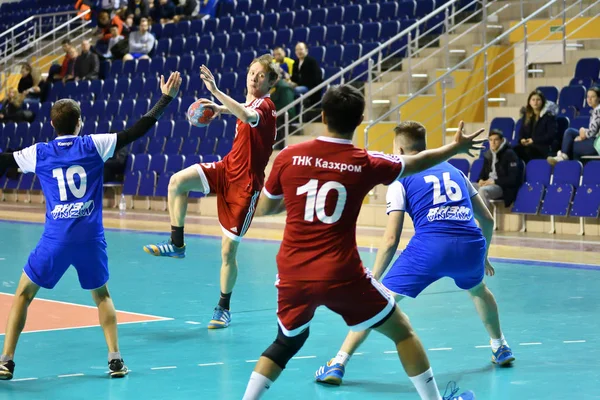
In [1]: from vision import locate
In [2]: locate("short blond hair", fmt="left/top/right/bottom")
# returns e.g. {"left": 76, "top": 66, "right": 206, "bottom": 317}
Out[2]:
{"left": 250, "top": 54, "right": 280, "bottom": 85}
{"left": 394, "top": 121, "right": 427, "bottom": 152}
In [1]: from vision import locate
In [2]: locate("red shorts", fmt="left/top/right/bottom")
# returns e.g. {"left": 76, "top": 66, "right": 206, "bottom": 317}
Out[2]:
{"left": 275, "top": 272, "right": 396, "bottom": 337}
{"left": 195, "top": 161, "right": 260, "bottom": 241}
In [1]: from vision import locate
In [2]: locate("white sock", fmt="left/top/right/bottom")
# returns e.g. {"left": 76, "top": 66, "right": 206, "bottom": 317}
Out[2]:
{"left": 242, "top": 371, "right": 273, "bottom": 400}
{"left": 491, "top": 334, "right": 508, "bottom": 352}
{"left": 409, "top": 368, "right": 442, "bottom": 400}
{"left": 332, "top": 351, "right": 351, "bottom": 366}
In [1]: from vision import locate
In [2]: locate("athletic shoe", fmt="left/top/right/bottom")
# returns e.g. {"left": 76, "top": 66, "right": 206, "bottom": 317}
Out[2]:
{"left": 315, "top": 360, "right": 345, "bottom": 385}
{"left": 143, "top": 239, "right": 185, "bottom": 259}
{"left": 208, "top": 306, "right": 231, "bottom": 329}
{"left": 109, "top": 359, "right": 129, "bottom": 378}
{"left": 0, "top": 360, "right": 15, "bottom": 380}
{"left": 443, "top": 381, "right": 475, "bottom": 400}
{"left": 492, "top": 344, "right": 515, "bottom": 366}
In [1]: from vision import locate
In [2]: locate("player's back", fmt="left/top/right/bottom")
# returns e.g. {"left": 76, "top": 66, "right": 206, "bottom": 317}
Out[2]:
{"left": 15, "top": 134, "right": 113, "bottom": 243}
{"left": 396, "top": 162, "right": 481, "bottom": 237}
{"left": 271, "top": 137, "right": 403, "bottom": 281}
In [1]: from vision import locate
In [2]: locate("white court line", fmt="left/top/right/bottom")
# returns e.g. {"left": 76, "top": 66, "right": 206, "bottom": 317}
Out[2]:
{"left": 383, "top": 351, "right": 398, "bottom": 354}
{"left": 58, "top": 373, "right": 84, "bottom": 378}
{"left": 245, "top": 360, "right": 259, "bottom": 363}
{"left": 475, "top": 345, "right": 491, "bottom": 348}
{"left": 292, "top": 356, "right": 316, "bottom": 360}
{"left": 185, "top": 321, "right": 201, "bottom": 325}
{"left": 429, "top": 348, "right": 452, "bottom": 351}
{"left": 150, "top": 366, "right": 177, "bottom": 370}
{"left": 0, "top": 293, "right": 173, "bottom": 320}
{"left": 198, "top": 362, "right": 224, "bottom": 367}
{"left": 564, "top": 340, "right": 586, "bottom": 343}
{"left": 11, "top": 377, "right": 38, "bottom": 382}
{"left": 519, "top": 342, "right": 542, "bottom": 346}
{"left": 354, "top": 353, "right": 364, "bottom": 356}
{"left": 0, "top": 318, "right": 173, "bottom": 336}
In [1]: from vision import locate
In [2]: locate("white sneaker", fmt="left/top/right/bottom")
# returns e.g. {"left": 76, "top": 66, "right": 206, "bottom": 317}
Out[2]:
{"left": 547, "top": 151, "right": 568, "bottom": 166}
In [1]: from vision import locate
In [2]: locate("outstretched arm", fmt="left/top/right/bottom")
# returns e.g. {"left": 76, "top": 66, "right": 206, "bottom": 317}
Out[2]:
{"left": 401, "top": 121, "right": 485, "bottom": 177}
{"left": 114, "top": 72, "right": 182, "bottom": 151}
{"left": 0, "top": 153, "right": 18, "bottom": 171}
{"left": 198, "top": 65, "right": 259, "bottom": 125}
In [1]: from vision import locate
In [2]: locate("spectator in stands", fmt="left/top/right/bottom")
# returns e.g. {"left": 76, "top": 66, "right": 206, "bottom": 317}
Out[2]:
{"left": 153, "top": 0, "right": 177, "bottom": 24}
{"left": 273, "top": 46, "right": 294, "bottom": 79}
{"left": 127, "top": 0, "right": 150, "bottom": 25}
{"left": 74, "top": 39, "right": 100, "bottom": 80}
{"left": 0, "top": 88, "right": 24, "bottom": 123}
{"left": 199, "top": 0, "right": 218, "bottom": 18}
{"left": 103, "top": 25, "right": 126, "bottom": 60}
{"left": 100, "top": 0, "right": 122, "bottom": 14}
{"left": 62, "top": 47, "right": 78, "bottom": 83}
{"left": 514, "top": 89, "right": 557, "bottom": 163}
{"left": 96, "top": 10, "right": 124, "bottom": 54}
{"left": 49, "top": 39, "right": 74, "bottom": 82}
{"left": 173, "top": 0, "right": 199, "bottom": 20}
{"left": 548, "top": 86, "right": 600, "bottom": 164}
{"left": 17, "top": 63, "right": 41, "bottom": 104}
{"left": 123, "top": 18, "right": 155, "bottom": 61}
{"left": 474, "top": 129, "right": 522, "bottom": 210}
{"left": 288, "top": 42, "right": 323, "bottom": 105}
{"left": 104, "top": 147, "right": 128, "bottom": 183}
{"left": 271, "top": 72, "right": 296, "bottom": 150}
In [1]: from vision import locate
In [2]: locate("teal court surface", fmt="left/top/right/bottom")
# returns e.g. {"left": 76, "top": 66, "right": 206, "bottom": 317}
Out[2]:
{"left": 0, "top": 220, "right": 599, "bottom": 400}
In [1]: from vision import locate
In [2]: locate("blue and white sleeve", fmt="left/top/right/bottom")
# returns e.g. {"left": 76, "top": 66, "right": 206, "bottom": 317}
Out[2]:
{"left": 91, "top": 133, "right": 118, "bottom": 162}
{"left": 386, "top": 181, "right": 406, "bottom": 214}
{"left": 460, "top": 171, "right": 478, "bottom": 197}
{"left": 13, "top": 144, "right": 38, "bottom": 173}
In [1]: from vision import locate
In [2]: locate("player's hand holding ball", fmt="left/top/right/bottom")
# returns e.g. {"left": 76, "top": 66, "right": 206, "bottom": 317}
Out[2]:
{"left": 453, "top": 120, "right": 486, "bottom": 157}
{"left": 160, "top": 71, "right": 182, "bottom": 97}
{"left": 187, "top": 98, "right": 222, "bottom": 128}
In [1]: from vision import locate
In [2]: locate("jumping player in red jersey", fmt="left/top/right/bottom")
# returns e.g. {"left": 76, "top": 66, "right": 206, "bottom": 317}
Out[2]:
{"left": 241, "top": 85, "right": 484, "bottom": 400}
{"left": 143, "top": 55, "right": 279, "bottom": 329}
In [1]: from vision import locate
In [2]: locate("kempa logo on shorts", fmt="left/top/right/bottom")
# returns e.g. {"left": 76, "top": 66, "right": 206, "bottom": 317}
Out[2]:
{"left": 51, "top": 200, "right": 95, "bottom": 220}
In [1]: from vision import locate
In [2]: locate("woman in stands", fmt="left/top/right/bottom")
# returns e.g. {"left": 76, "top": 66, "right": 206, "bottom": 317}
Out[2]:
{"left": 548, "top": 87, "right": 600, "bottom": 165}
{"left": 514, "top": 89, "right": 557, "bottom": 163}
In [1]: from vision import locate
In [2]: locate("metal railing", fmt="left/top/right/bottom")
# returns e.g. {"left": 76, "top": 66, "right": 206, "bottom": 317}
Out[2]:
{"left": 364, "top": 0, "right": 600, "bottom": 151}
{"left": 0, "top": 9, "right": 92, "bottom": 89}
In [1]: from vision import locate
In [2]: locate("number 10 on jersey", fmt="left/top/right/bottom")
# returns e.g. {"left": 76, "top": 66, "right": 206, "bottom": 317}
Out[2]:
{"left": 297, "top": 179, "right": 347, "bottom": 224}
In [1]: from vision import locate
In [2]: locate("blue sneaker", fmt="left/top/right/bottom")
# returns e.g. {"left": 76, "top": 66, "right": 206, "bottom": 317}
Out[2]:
{"left": 315, "top": 360, "right": 345, "bottom": 385}
{"left": 143, "top": 239, "right": 185, "bottom": 259}
{"left": 443, "top": 382, "right": 475, "bottom": 400}
{"left": 492, "top": 344, "right": 515, "bottom": 366}
{"left": 208, "top": 306, "right": 231, "bottom": 329}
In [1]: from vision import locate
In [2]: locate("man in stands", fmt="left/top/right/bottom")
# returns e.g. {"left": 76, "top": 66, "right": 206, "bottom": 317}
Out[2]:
{"left": 287, "top": 42, "right": 322, "bottom": 106}
{"left": 123, "top": 17, "right": 155, "bottom": 61}
{"left": 74, "top": 39, "right": 99, "bottom": 81}
{"left": 143, "top": 56, "right": 279, "bottom": 330}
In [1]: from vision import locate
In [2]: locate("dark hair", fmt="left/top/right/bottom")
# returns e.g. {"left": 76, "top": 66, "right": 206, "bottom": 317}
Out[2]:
{"left": 21, "top": 62, "right": 32, "bottom": 74}
{"left": 393, "top": 121, "right": 427, "bottom": 152}
{"left": 322, "top": 85, "right": 365, "bottom": 136}
{"left": 110, "top": 24, "right": 119, "bottom": 29}
{"left": 250, "top": 54, "right": 280, "bottom": 85}
{"left": 61, "top": 38, "right": 71, "bottom": 45}
{"left": 51, "top": 99, "right": 81, "bottom": 136}
{"left": 588, "top": 86, "right": 600, "bottom": 100}
{"left": 273, "top": 46, "right": 285, "bottom": 52}
{"left": 525, "top": 89, "right": 546, "bottom": 124}
{"left": 489, "top": 129, "right": 504, "bottom": 140}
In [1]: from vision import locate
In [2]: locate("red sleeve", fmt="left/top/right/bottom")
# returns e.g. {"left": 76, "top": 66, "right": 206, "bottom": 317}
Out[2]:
{"left": 263, "top": 150, "right": 286, "bottom": 199}
{"left": 367, "top": 151, "right": 405, "bottom": 185}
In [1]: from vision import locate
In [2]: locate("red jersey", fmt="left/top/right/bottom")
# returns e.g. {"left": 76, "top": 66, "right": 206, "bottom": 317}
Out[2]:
{"left": 222, "top": 94, "right": 277, "bottom": 191}
{"left": 264, "top": 136, "right": 405, "bottom": 281}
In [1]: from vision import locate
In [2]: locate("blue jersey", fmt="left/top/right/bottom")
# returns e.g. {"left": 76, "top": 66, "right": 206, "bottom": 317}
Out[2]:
{"left": 14, "top": 134, "right": 117, "bottom": 243}
{"left": 386, "top": 161, "right": 481, "bottom": 236}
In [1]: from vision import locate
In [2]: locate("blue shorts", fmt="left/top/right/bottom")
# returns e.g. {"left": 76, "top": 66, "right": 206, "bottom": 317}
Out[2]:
{"left": 130, "top": 53, "right": 146, "bottom": 59}
{"left": 24, "top": 239, "right": 109, "bottom": 290}
{"left": 381, "top": 235, "right": 486, "bottom": 298}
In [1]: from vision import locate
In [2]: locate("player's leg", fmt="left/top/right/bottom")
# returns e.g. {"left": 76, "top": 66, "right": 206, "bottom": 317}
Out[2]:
{"left": 143, "top": 164, "right": 212, "bottom": 258}
{"left": 208, "top": 236, "right": 239, "bottom": 329}
{"left": 90, "top": 285, "right": 128, "bottom": 377}
{"left": 0, "top": 273, "right": 39, "bottom": 380}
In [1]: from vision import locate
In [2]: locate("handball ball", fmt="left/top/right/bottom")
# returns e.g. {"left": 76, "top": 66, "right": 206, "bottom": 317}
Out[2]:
{"left": 187, "top": 100, "right": 215, "bottom": 127}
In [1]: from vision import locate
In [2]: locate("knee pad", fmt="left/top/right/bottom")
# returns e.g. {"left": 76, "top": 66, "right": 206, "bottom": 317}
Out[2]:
{"left": 262, "top": 327, "right": 309, "bottom": 370}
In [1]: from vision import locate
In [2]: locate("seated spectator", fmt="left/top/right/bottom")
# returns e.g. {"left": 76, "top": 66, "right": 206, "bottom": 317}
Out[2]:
{"left": 153, "top": 0, "right": 177, "bottom": 24}
{"left": 62, "top": 47, "right": 78, "bottom": 83}
{"left": 96, "top": 10, "right": 124, "bottom": 54}
{"left": 273, "top": 46, "right": 294, "bottom": 79}
{"left": 74, "top": 39, "right": 100, "bottom": 80}
{"left": 173, "top": 0, "right": 199, "bottom": 21}
{"left": 288, "top": 42, "right": 322, "bottom": 105}
{"left": 17, "top": 63, "right": 42, "bottom": 103}
{"left": 514, "top": 89, "right": 557, "bottom": 163}
{"left": 473, "top": 129, "right": 522, "bottom": 210}
{"left": 123, "top": 18, "right": 155, "bottom": 61}
{"left": 127, "top": 0, "right": 150, "bottom": 25}
{"left": 49, "top": 39, "right": 74, "bottom": 82}
{"left": 0, "top": 88, "right": 34, "bottom": 123}
{"left": 104, "top": 146, "right": 129, "bottom": 183}
{"left": 103, "top": 25, "right": 126, "bottom": 59}
{"left": 100, "top": 0, "right": 122, "bottom": 14}
{"left": 548, "top": 87, "right": 600, "bottom": 164}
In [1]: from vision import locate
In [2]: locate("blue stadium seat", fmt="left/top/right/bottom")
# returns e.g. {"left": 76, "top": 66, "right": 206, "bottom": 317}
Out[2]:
{"left": 279, "top": 11, "right": 295, "bottom": 28}
{"left": 149, "top": 56, "right": 165, "bottom": 76}
{"left": 343, "top": 4, "right": 361, "bottom": 24}
{"left": 380, "top": 2, "right": 399, "bottom": 20}
{"left": 202, "top": 154, "right": 221, "bottom": 163}
{"left": 199, "top": 34, "right": 214, "bottom": 52}
{"left": 113, "top": 77, "right": 130, "bottom": 100}
{"left": 324, "top": 44, "right": 343, "bottom": 67}
{"left": 138, "top": 171, "right": 157, "bottom": 196}
{"left": 123, "top": 170, "right": 141, "bottom": 195}
{"left": 206, "top": 120, "right": 226, "bottom": 139}
{"left": 574, "top": 58, "right": 600, "bottom": 81}
{"left": 525, "top": 159, "right": 552, "bottom": 185}
{"left": 208, "top": 53, "right": 225, "bottom": 72}
{"left": 192, "top": 53, "right": 209, "bottom": 73}
{"left": 183, "top": 36, "right": 199, "bottom": 54}
{"left": 308, "top": 25, "right": 326, "bottom": 46}
{"left": 155, "top": 38, "right": 170, "bottom": 56}
{"left": 123, "top": 60, "right": 136, "bottom": 76}
{"left": 155, "top": 172, "right": 174, "bottom": 197}
{"left": 105, "top": 100, "right": 121, "bottom": 119}
{"left": 117, "top": 99, "right": 135, "bottom": 121}
{"left": 295, "top": 9, "right": 310, "bottom": 27}
{"left": 292, "top": 27, "right": 309, "bottom": 44}
{"left": 199, "top": 137, "right": 217, "bottom": 154}
{"left": 233, "top": 15, "right": 248, "bottom": 32}
{"left": 325, "top": 24, "right": 343, "bottom": 44}
{"left": 213, "top": 33, "right": 228, "bottom": 52}
{"left": 448, "top": 159, "right": 470, "bottom": 176}
{"left": 512, "top": 182, "right": 545, "bottom": 214}
{"left": 570, "top": 183, "right": 600, "bottom": 218}
{"left": 149, "top": 154, "right": 167, "bottom": 173}
{"left": 558, "top": 85, "right": 586, "bottom": 113}
{"left": 540, "top": 161, "right": 582, "bottom": 216}
{"left": 490, "top": 117, "right": 515, "bottom": 139}
{"left": 398, "top": 0, "right": 416, "bottom": 19}
{"left": 163, "top": 136, "right": 182, "bottom": 155}
{"left": 415, "top": 0, "right": 434, "bottom": 17}
{"left": 343, "top": 24, "right": 362, "bottom": 44}
{"left": 183, "top": 154, "right": 202, "bottom": 168}
{"left": 111, "top": 120, "right": 126, "bottom": 132}
{"left": 219, "top": 16, "right": 233, "bottom": 33}
{"left": 310, "top": 8, "right": 327, "bottom": 26}
{"left": 362, "top": 3, "right": 381, "bottom": 21}
{"left": 469, "top": 158, "right": 484, "bottom": 182}
{"left": 204, "top": 18, "right": 218, "bottom": 34}
{"left": 155, "top": 120, "right": 174, "bottom": 138}
{"left": 81, "top": 121, "right": 96, "bottom": 136}
{"left": 133, "top": 154, "right": 152, "bottom": 171}
{"left": 362, "top": 22, "right": 381, "bottom": 43}
{"left": 216, "top": 138, "right": 233, "bottom": 156}
{"left": 570, "top": 77, "right": 593, "bottom": 89}
{"left": 247, "top": 13, "right": 264, "bottom": 31}
{"left": 276, "top": 28, "right": 292, "bottom": 46}
{"left": 129, "top": 77, "right": 145, "bottom": 98}
{"left": 182, "top": 137, "right": 200, "bottom": 155}
{"left": 164, "top": 56, "right": 179, "bottom": 74}
{"left": 326, "top": 6, "right": 344, "bottom": 24}
{"left": 265, "top": 0, "right": 280, "bottom": 12}
{"left": 236, "top": 0, "right": 250, "bottom": 15}
{"left": 263, "top": 13, "right": 279, "bottom": 30}
{"left": 97, "top": 120, "right": 111, "bottom": 134}
{"left": 571, "top": 116, "right": 590, "bottom": 130}
{"left": 18, "top": 172, "right": 34, "bottom": 191}
{"left": 137, "top": 59, "right": 151, "bottom": 76}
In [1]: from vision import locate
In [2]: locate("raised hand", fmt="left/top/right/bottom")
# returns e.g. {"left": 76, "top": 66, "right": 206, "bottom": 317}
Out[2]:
{"left": 200, "top": 65, "right": 218, "bottom": 93}
{"left": 160, "top": 71, "right": 182, "bottom": 97}
{"left": 453, "top": 121, "right": 486, "bottom": 157}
